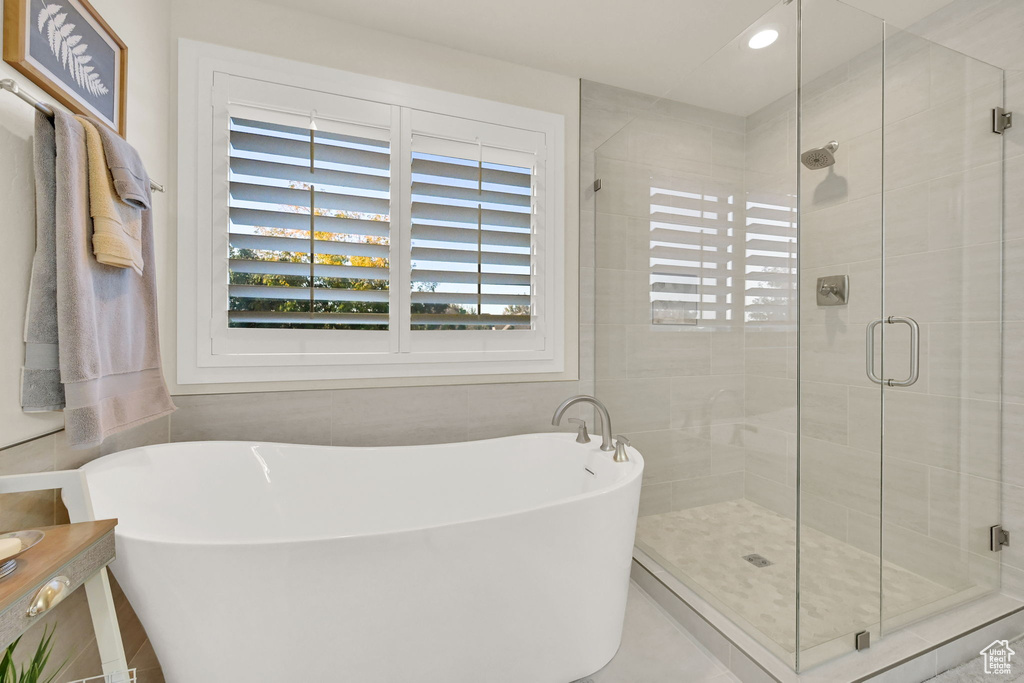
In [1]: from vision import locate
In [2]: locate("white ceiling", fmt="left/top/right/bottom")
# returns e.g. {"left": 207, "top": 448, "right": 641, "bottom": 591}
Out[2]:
{"left": 264, "top": 0, "right": 978, "bottom": 112}
{"left": 260, "top": 0, "right": 783, "bottom": 97}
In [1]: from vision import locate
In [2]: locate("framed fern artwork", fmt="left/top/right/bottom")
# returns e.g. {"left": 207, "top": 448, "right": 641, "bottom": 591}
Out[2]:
{"left": 3, "top": 0, "right": 126, "bottom": 135}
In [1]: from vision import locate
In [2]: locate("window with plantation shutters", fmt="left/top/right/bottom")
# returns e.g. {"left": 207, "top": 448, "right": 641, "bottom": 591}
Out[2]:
{"left": 179, "top": 55, "right": 564, "bottom": 384}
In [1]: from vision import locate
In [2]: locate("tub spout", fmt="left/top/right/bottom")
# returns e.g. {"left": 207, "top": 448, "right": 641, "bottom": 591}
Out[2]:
{"left": 552, "top": 395, "right": 615, "bottom": 452}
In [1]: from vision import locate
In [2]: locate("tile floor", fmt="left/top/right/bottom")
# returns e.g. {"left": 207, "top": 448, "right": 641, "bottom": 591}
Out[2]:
{"left": 574, "top": 582, "right": 741, "bottom": 683}
{"left": 636, "top": 500, "right": 957, "bottom": 655}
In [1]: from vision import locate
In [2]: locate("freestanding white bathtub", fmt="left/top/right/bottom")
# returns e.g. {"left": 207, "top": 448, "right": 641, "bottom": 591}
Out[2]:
{"left": 79, "top": 433, "right": 643, "bottom": 682}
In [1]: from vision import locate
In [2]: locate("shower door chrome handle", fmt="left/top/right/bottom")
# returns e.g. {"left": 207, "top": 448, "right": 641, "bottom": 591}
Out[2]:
{"left": 866, "top": 319, "right": 884, "bottom": 385}
{"left": 865, "top": 316, "right": 920, "bottom": 387}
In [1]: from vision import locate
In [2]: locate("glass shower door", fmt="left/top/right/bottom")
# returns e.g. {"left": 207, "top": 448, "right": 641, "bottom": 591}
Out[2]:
{"left": 879, "top": 28, "right": 1004, "bottom": 633}
{"left": 797, "top": 0, "right": 885, "bottom": 669}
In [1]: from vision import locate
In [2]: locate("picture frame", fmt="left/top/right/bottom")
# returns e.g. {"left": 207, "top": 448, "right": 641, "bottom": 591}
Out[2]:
{"left": 3, "top": 0, "right": 127, "bottom": 135}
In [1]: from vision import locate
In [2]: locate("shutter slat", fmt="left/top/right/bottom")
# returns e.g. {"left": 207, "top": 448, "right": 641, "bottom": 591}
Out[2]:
{"left": 410, "top": 292, "right": 530, "bottom": 306}
{"left": 230, "top": 285, "right": 389, "bottom": 303}
{"left": 650, "top": 247, "right": 732, "bottom": 264}
{"left": 746, "top": 254, "right": 796, "bottom": 268}
{"left": 229, "top": 310, "right": 389, "bottom": 325}
{"left": 230, "top": 208, "right": 390, "bottom": 238}
{"left": 746, "top": 238, "right": 796, "bottom": 253}
{"left": 230, "top": 233, "right": 389, "bottom": 260}
{"left": 410, "top": 314, "right": 530, "bottom": 327}
{"left": 229, "top": 259, "right": 388, "bottom": 280}
{"left": 411, "top": 181, "right": 530, "bottom": 208}
{"left": 411, "top": 224, "right": 531, "bottom": 249}
{"left": 410, "top": 269, "right": 529, "bottom": 286}
{"left": 230, "top": 130, "right": 390, "bottom": 171}
{"left": 411, "top": 158, "right": 530, "bottom": 188}
{"left": 411, "top": 246, "right": 530, "bottom": 268}
{"left": 230, "top": 157, "right": 390, "bottom": 193}
{"left": 410, "top": 201, "right": 530, "bottom": 229}
{"left": 230, "top": 181, "right": 390, "bottom": 216}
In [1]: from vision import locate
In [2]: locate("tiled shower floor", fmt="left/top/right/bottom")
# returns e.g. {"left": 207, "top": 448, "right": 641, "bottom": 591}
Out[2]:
{"left": 635, "top": 499, "right": 957, "bottom": 656}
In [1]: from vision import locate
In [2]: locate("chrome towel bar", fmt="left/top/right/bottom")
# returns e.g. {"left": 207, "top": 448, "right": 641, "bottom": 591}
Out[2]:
{"left": 0, "top": 78, "right": 164, "bottom": 193}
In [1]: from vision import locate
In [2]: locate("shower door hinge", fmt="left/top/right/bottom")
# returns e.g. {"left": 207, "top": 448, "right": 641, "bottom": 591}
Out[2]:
{"left": 994, "top": 107, "right": 1013, "bottom": 134}
{"left": 593, "top": 178, "right": 602, "bottom": 192}
{"left": 991, "top": 525, "right": 1011, "bottom": 551}
{"left": 855, "top": 631, "right": 870, "bottom": 651}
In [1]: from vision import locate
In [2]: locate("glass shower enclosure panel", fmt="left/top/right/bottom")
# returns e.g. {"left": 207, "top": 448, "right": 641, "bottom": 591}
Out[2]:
{"left": 879, "top": 27, "right": 1004, "bottom": 633}
{"left": 592, "top": 0, "right": 801, "bottom": 668}
{"left": 797, "top": 0, "right": 884, "bottom": 668}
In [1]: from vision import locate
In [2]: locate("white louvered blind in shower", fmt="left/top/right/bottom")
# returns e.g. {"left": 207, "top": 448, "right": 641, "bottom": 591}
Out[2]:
{"left": 649, "top": 182, "right": 739, "bottom": 326}
{"left": 743, "top": 192, "right": 797, "bottom": 323}
{"left": 409, "top": 135, "right": 535, "bottom": 330}
{"left": 647, "top": 183, "right": 796, "bottom": 326}
{"left": 227, "top": 116, "right": 393, "bottom": 330}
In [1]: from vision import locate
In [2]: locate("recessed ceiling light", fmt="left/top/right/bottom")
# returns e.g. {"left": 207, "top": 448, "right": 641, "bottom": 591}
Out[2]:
{"left": 748, "top": 29, "right": 779, "bottom": 49}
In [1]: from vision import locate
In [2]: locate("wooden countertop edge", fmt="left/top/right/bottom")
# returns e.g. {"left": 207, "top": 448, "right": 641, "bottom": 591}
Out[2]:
{"left": 0, "top": 520, "right": 118, "bottom": 614}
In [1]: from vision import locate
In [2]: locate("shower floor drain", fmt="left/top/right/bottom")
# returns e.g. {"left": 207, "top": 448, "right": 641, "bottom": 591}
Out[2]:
{"left": 743, "top": 553, "right": 772, "bottom": 568}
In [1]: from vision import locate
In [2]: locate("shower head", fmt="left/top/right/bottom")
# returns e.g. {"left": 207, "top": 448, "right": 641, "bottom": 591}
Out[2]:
{"left": 800, "top": 140, "right": 839, "bottom": 170}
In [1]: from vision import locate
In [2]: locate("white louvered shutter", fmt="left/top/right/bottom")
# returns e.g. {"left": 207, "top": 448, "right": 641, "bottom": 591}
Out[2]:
{"left": 227, "top": 115, "right": 392, "bottom": 329}
{"left": 409, "top": 135, "right": 535, "bottom": 331}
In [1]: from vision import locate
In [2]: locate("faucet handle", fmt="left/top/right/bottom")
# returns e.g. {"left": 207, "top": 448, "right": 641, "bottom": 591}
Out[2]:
{"left": 568, "top": 418, "right": 590, "bottom": 444}
{"left": 613, "top": 435, "right": 631, "bottom": 463}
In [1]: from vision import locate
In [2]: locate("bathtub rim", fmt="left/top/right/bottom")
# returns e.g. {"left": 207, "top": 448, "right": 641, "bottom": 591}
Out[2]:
{"left": 78, "top": 432, "right": 644, "bottom": 548}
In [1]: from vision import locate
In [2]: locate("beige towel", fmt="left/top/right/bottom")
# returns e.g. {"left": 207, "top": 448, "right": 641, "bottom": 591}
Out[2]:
{"left": 76, "top": 117, "right": 144, "bottom": 275}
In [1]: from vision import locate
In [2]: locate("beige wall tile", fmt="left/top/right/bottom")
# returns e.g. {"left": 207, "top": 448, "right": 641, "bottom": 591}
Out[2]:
{"left": 801, "top": 491, "right": 849, "bottom": 542}
{"left": 170, "top": 390, "right": 334, "bottom": 445}
{"left": 639, "top": 482, "right": 671, "bottom": 517}
{"left": 596, "top": 378, "right": 672, "bottom": 433}
{"left": 927, "top": 322, "right": 1001, "bottom": 402}
{"left": 626, "top": 428, "right": 712, "bottom": 485}
{"left": 626, "top": 326, "right": 711, "bottom": 378}
{"left": 800, "top": 381, "right": 849, "bottom": 445}
{"left": 743, "top": 375, "right": 796, "bottom": 434}
{"left": 883, "top": 457, "right": 930, "bottom": 534}
{"left": 672, "top": 375, "right": 744, "bottom": 432}
{"left": 671, "top": 472, "right": 744, "bottom": 510}
{"left": 744, "top": 472, "right": 794, "bottom": 519}
{"left": 334, "top": 384, "right": 471, "bottom": 446}
{"left": 801, "top": 437, "right": 880, "bottom": 516}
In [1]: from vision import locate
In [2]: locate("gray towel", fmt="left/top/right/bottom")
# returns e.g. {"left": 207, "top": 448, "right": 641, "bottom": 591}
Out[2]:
{"left": 89, "top": 119, "right": 150, "bottom": 210}
{"left": 52, "top": 111, "right": 175, "bottom": 448}
{"left": 21, "top": 112, "right": 64, "bottom": 412}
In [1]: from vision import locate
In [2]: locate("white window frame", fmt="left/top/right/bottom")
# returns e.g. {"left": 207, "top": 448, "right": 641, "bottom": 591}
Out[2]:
{"left": 177, "top": 40, "right": 565, "bottom": 384}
